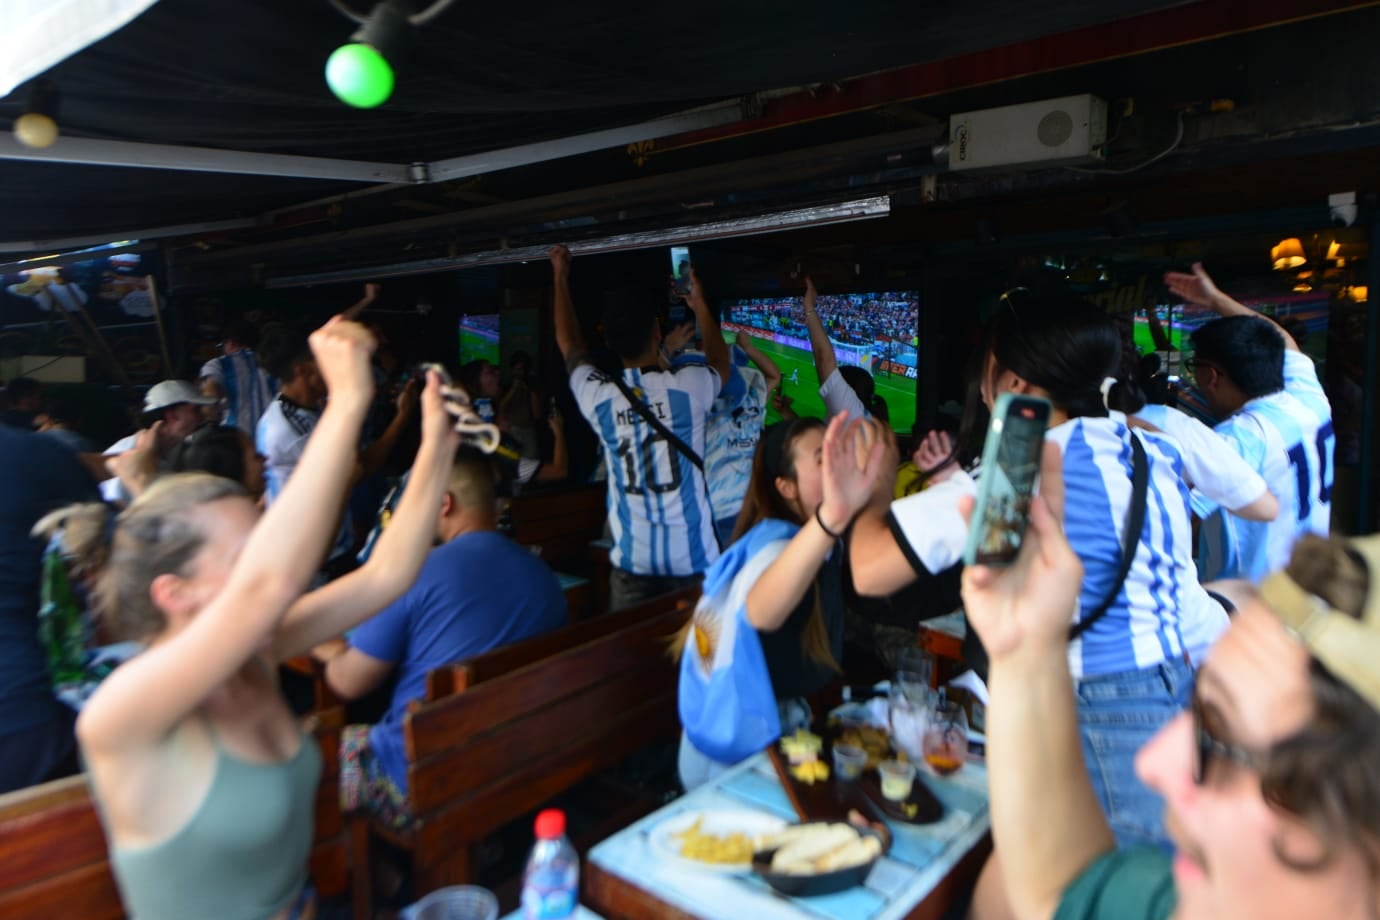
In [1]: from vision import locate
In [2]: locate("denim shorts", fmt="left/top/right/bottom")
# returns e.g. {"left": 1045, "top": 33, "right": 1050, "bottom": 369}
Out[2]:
{"left": 1074, "top": 656, "right": 1194, "bottom": 851}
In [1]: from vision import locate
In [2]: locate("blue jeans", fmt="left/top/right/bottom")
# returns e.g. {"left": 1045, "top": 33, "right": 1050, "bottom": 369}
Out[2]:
{"left": 1075, "top": 656, "right": 1193, "bottom": 850}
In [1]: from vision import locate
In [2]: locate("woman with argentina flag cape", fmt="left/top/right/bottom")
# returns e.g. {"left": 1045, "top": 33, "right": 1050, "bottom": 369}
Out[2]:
{"left": 677, "top": 412, "right": 890, "bottom": 790}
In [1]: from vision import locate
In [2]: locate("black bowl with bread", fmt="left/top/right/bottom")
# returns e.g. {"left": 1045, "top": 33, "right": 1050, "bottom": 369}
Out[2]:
{"left": 751, "top": 818, "right": 891, "bottom": 897}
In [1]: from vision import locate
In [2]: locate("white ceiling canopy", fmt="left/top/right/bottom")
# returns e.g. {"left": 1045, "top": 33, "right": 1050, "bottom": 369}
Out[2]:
{"left": 0, "top": 0, "right": 159, "bottom": 98}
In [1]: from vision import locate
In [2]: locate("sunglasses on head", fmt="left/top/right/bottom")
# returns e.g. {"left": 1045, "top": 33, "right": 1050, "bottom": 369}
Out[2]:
{"left": 1191, "top": 682, "right": 1268, "bottom": 785}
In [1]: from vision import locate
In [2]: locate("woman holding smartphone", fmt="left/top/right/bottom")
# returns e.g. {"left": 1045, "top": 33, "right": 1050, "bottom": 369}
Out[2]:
{"left": 856, "top": 295, "right": 1245, "bottom": 854}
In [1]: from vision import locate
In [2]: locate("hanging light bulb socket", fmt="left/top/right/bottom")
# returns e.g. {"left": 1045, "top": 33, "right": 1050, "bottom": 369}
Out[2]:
{"left": 14, "top": 80, "right": 61, "bottom": 149}
{"left": 326, "top": 1, "right": 411, "bottom": 109}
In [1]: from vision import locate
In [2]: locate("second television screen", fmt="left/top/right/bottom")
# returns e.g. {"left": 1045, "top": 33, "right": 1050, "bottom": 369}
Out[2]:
{"left": 720, "top": 291, "right": 919, "bottom": 434}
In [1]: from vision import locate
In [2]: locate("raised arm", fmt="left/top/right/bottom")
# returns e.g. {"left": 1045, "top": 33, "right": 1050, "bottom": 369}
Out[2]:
{"left": 960, "top": 443, "right": 1116, "bottom": 920}
{"left": 801, "top": 277, "right": 839, "bottom": 382}
{"left": 745, "top": 415, "right": 885, "bottom": 630}
{"left": 534, "top": 410, "right": 569, "bottom": 481}
{"left": 270, "top": 369, "right": 460, "bottom": 660}
{"left": 738, "top": 335, "right": 782, "bottom": 393}
{"left": 688, "top": 266, "right": 730, "bottom": 384}
{"left": 1165, "top": 262, "right": 1298, "bottom": 352}
{"left": 341, "top": 281, "right": 380, "bottom": 321}
{"left": 358, "top": 377, "right": 420, "bottom": 479}
{"left": 550, "top": 245, "right": 589, "bottom": 371}
{"left": 78, "top": 318, "right": 375, "bottom": 752}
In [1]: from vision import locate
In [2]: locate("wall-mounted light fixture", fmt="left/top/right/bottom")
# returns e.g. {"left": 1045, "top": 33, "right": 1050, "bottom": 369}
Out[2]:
{"left": 1270, "top": 238, "right": 1306, "bottom": 271}
{"left": 13, "top": 81, "right": 59, "bottom": 149}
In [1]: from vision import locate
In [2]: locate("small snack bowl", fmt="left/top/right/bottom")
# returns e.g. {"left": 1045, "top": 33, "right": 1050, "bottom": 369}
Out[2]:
{"left": 831, "top": 743, "right": 868, "bottom": 781}
{"left": 878, "top": 759, "right": 917, "bottom": 802}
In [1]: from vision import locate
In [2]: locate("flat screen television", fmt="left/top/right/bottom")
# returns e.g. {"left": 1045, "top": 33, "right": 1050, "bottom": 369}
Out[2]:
{"left": 458, "top": 313, "right": 501, "bottom": 367}
{"left": 719, "top": 291, "right": 919, "bottom": 433}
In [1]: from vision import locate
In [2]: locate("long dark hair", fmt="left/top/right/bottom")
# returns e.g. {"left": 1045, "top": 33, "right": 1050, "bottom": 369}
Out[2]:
{"left": 730, "top": 417, "right": 825, "bottom": 542}
{"left": 987, "top": 293, "right": 1121, "bottom": 419}
{"left": 728, "top": 417, "right": 839, "bottom": 672}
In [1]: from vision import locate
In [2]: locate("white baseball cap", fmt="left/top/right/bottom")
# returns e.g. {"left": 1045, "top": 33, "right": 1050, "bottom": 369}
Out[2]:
{"left": 143, "top": 380, "right": 218, "bottom": 413}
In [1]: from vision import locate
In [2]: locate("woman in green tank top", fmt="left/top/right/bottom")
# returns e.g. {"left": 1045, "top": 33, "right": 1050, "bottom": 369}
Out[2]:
{"left": 37, "top": 318, "right": 461, "bottom": 919}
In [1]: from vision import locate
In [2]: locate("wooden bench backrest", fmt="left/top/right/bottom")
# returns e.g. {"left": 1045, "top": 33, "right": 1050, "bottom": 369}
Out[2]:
{"left": 403, "top": 602, "right": 693, "bottom": 866}
{"left": 0, "top": 708, "right": 351, "bottom": 919}
{"left": 507, "top": 483, "right": 606, "bottom": 569}
{"left": 423, "top": 585, "right": 700, "bottom": 700}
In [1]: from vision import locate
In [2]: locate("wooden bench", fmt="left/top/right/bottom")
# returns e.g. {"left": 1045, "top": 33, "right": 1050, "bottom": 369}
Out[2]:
{"left": 352, "top": 588, "right": 698, "bottom": 915}
{"left": 507, "top": 483, "right": 607, "bottom": 574}
{"left": 423, "top": 585, "right": 701, "bottom": 700}
{"left": 0, "top": 707, "right": 352, "bottom": 919}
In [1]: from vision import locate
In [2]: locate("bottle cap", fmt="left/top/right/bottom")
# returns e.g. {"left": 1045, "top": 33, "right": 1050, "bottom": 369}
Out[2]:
{"left": 534, "top": 808, "right": 566, "bottom": 840}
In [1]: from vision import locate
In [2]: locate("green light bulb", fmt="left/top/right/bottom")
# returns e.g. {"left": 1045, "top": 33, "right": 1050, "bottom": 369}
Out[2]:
{"left": 326, "top": 43, "right": 395, "bottom": 109}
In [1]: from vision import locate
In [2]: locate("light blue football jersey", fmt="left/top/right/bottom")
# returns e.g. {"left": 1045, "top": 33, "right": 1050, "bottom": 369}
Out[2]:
{"left": 571, "top": 362, "right": 720, "bottom": 576}
{"left": 1192, "top": 351, "right": 1333, "bottom": 582}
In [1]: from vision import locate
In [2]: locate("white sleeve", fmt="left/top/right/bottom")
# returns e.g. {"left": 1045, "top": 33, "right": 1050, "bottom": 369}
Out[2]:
{"left": 819, "top": 367, "right": 869, "bottom": 420}
{"left": 569, "top": 363, "right": 614, "bottom": 423}
{"left": 199, "top": 357, "right": 224, "bottom": 384}
{"left": 1282, "top": 349, "right": 1331, "bottom": 419}
{"left": 1143, "top": 408, "right": 1269, "bottom": 513}
{"left": 679, "top": 364, "right": 722, "bottom": 412}
{"left": 885, "top": 470, "right": 976, "bottom": 574}
{"left": 516, "top": 458, "right": 542, "bottom": 484}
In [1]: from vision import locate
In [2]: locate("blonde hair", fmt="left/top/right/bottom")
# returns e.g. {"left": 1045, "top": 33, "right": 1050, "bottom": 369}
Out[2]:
{"left": 34, "top": 473, "right": 248, "bottom": 641}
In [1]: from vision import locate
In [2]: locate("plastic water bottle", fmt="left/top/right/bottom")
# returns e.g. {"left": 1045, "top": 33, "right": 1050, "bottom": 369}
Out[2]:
{"left": 521, "top": 809, "right": 579, "bottom": 920}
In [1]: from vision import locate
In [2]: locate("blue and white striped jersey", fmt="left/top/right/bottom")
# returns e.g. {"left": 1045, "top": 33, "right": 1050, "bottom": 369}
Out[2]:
{"left": 571, "top": 362, "right": 720, "bottom": 576}
{"left": 704, "top": 355, "right": 768, "bottom": 523}
{"left": 200, "top": 349, "right": 276, "bottom": 437}
{"left": 1050, "top": 418, "right": 1225, "bottom": 677}
{"left": 1192, "top": 350, "right": 1333, "bottom": 582}
{"left": 889, "top": 416, "right": 1228, "bottom": 677}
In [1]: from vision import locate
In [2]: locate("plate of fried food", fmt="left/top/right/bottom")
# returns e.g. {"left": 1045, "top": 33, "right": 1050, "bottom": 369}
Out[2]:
{"left": 751, "top": 818, "right": 890, "bottom": 896}
{"left": 647, "top": 809, "right": 789, "bottom": 874}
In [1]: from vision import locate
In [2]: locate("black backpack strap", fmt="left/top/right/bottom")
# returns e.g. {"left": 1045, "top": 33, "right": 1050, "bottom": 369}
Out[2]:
{"left": 1068, "top": 433, "right": 1149, "bottom": 642}
{"left": 608, "top": 374, "right": 706, "bottom": 471}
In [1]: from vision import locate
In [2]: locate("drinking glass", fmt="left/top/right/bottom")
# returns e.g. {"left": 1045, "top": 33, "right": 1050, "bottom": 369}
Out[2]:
{"left": 412, "top": 885, "right": 500, "bottom": 920}
{"left": 895, "top": 647, "right": 935, "bottom": 690}
{"left": 923, "top": 700, "right": 970, "bottom": 777}
{"left": 888, "top": 681, "right": 931, "bottom": 762}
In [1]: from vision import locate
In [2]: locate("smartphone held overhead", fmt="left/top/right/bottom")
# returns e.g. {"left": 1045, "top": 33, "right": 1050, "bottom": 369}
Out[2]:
{"left": 962, "top": 394, "right": 1051, "bottom": 567}
{"left": 669, "top": 246, "right": 692, "bottom": 298}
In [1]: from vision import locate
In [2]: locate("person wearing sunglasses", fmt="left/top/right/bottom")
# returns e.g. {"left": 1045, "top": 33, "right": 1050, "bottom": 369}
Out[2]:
{"left": 1164, "top": 263, "right": 1333, "bottom": 585}
{"left": 963, "top": 442, "right": 1379, "bottom": 920}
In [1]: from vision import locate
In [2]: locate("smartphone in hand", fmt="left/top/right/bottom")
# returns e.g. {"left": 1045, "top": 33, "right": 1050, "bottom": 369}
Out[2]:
{"left": 962, "top": 393, "right": 1051, "bottom": 567}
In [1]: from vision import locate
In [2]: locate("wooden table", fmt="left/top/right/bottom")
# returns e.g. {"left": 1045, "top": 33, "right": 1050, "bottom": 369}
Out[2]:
{"left": 583, "top": 752, "right": 991, "bottom": 920}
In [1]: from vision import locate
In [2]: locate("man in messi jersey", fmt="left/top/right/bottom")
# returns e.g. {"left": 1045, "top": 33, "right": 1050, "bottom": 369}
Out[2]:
{"left": 550, "top": 244, "right": 729, "bottom": 610}
{"left": 1166, "top": 263, "right": 1334, "bottom": 582}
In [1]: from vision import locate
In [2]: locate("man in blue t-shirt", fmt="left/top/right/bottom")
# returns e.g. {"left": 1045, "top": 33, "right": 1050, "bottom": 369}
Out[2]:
{"left": 317, "top": 450, "right": 566, "bottom": 826}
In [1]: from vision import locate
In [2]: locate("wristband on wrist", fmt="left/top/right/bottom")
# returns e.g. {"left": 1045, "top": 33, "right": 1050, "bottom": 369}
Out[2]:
{"left": 815, "top": 505, "right": 845, "bottom": 539}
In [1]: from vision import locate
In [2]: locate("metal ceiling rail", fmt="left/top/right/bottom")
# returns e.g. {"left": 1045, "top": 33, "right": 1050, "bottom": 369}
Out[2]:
{"left": 424, "top": 103, "right": 745, "bottom": 183}
{"left": 0, "top": 134, "right": 417, "bottom": 183}
{"left": 0, "top": 217, "right": 259, "bottom": 256}
{"left": 0, "top": 101, "right": 747, "bottom": 185}
{"left": 263, "top": 195, "right": 890, "bottom": 287}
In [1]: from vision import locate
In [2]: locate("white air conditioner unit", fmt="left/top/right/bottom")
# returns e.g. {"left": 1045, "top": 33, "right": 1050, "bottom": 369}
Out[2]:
{"left": 949, "top": 94, "right": 1107, "bottom": 171}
